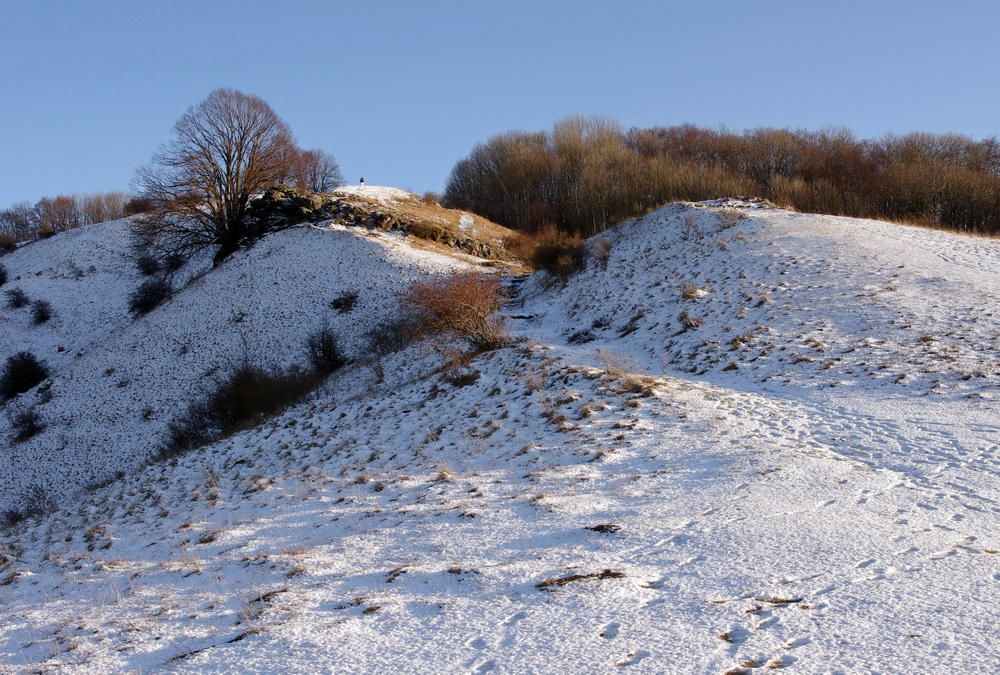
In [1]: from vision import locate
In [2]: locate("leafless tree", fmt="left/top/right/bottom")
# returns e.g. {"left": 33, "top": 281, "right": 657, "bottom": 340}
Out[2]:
{"left": 289, "top": 148, "right": 343, "bottom": 193}
{"left": 81, "top": 191, "right": 130, "bottom": 224}
{"left": 132, "top": 88, "right": 297, "bottom": 266}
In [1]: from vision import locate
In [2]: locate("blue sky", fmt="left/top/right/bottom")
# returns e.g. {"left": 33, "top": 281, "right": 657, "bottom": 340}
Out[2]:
{"left": 2, "top": 0, "right": 998, "bottom": 207}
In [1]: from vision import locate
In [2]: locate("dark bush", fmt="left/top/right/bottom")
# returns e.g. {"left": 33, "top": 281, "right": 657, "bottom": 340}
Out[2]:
{"left": 330, "top": 291, "right": 358, "bottom": 313}
{"left": 30, "top": 299, "right": 53, "bottom": 325}
{"left": 124, "top": 195, "right": 153, "bottom": 216}
{"left": 165, "top": 252, "right": 186, "bottom": 271}
{"left": 305, "top": 323, "right": 346, "bottom": 375}
{"left": 0, "top": 351, "right": 49, "bottom": 400}
{"left": 1, "top": 485, "right": 53, "bottom": 529}
{"left": 135, "top": 254, "right": 160, "bottom": 276}
{"left": 128, "top": 278, "right": 171, "bottom": 316}
{"left": 10, "top": 407, "right": 44, "bottom": 442}
{"left": 5, "top": 287, "right": 28, "bottom": 309}
{"left": 0, "top": 264, "right": 6, "bottom": 285}
{"left": 164, "top": 363, "right": 319, "bottom": 455}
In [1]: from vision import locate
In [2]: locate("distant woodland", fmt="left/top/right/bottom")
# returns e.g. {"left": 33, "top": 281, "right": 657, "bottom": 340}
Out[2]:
{"left": 444, "top": 117, "right": 1000, "bottom": 237}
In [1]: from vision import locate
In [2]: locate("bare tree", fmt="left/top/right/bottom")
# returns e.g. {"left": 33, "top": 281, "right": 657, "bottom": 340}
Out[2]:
{"left": 132, "top": 88, "right": 297, "bottom": 266}
{"left": 81, "top": 191, "right": 130, "bottom": 224}
{"left": 289, "top": 148, "right": 343, "bottom": 193}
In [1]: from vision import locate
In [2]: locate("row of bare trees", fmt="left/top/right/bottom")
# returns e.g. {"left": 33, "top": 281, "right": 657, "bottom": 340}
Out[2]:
{"left": 444, "top": 117, "right": 1000, "bottom": 236}
{"left": 0, "top": 192, "right": 133, "bottom": 243}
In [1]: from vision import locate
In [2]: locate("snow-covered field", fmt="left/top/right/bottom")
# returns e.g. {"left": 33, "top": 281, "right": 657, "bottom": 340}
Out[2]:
{"left": 2, "top": 197, "right": 999, "bottom": 673}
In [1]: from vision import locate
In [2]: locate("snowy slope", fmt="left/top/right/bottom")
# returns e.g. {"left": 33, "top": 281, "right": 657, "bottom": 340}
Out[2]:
{"left": 2, "top": 199, "right": 1000, "bottom": 673}
{"left": 0, "top": 215, "right": 477, "bottom": 514}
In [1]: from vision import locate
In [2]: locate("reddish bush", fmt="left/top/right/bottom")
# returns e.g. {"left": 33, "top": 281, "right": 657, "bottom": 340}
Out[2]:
{"left": 402, "top": 272, "right": 510, "bottom": 351}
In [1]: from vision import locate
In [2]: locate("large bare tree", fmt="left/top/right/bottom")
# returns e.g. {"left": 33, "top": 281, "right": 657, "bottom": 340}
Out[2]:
{"left": 133, "top": 88, "right": 296, "bottom": 266}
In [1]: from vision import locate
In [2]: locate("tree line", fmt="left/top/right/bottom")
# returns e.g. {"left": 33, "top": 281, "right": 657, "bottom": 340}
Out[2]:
{"left": 0, "top": 192, "right": 134, "bottom": 245}
{"left": 444, "top": 116, "right": 1000, "bottom": 237}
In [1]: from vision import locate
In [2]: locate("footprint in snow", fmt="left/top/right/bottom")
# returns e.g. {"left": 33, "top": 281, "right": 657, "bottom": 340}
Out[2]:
{"left": 467, "top": 637, "right": 488, "bottom": 650}
{"left": 503, "top": 611, "right": 526, "bottom": 627}
{"left": 471, "top": 659, "right": 497, "bottom": 674}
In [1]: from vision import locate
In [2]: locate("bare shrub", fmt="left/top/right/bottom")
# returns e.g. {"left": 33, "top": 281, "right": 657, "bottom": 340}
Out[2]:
{"left": 362, "top": 317, "right": 417, "bottom": 381}
{"left": 0, "top": 352, "right": 49, "bottom": 400}
{"left": 1, "top": 485, "right": 53, "bottom": 528}
{"left": 717, "top": 209, "right": 742, "bottom": 229}
{"left": 10, "top": 407, "right": 44, "bottom": 442}
{"left": 30, "top": 300, "right": 53, "bottom": 325}
{"left": 0, "top": 265, "right": 6, "bottom": 285}
{"left": 403, "top": 272, "right": 510, "bottom": 351}
{"left": 135, "top": 254, "right": 160, "bottom": 276}
{"left": 128, "top": 278, "right": 171, "bottom": 316}
{"left": 591, "top": 239, "right": 612, "bottom": 271}
{"left": 5, "top": 288, "right": 28, "bottom": 309}
{"left": 304, "top": 323, "right": 346, "bottom": 375}
{"left": 165, "top": 363, "right": 319, "bottom": 455}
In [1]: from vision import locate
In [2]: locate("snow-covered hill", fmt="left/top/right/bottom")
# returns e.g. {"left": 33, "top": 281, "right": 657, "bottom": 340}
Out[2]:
{"left": 2, "top": 198, "right": 1000, "bottom": 673}
{"left": 0, "top": 199, "right": 486, "bottom": 515}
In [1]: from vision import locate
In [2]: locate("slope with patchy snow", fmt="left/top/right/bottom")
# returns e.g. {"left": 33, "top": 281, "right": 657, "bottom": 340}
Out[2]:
{"left": 2, "top": 199, "right": 1000, "bottom": 673}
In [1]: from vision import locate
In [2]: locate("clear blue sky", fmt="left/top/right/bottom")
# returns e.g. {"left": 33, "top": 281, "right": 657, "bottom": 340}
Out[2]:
{"left": 2, "top": 0, "right": 998, "bottom": 207}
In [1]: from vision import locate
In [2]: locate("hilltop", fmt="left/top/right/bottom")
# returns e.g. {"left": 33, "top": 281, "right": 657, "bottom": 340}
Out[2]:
{"left": 1, "top": 196, "right": 999, "bottom": 673}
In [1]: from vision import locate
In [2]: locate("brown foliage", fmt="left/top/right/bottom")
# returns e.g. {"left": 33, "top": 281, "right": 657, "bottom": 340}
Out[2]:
{"left": 446, "top": 118, "right": 1000, "bottom": 237}
{"left": 505, "top": 227, "right": 587, "bottom": 278}
{"left": 402, "top": 272, "right": 510, "bottom": 351}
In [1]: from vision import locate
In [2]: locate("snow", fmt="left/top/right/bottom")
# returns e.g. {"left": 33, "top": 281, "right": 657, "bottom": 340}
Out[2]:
{"left": 333, "top": 184, "right": 416, "bottom": 203}
{"left": 2, "top": 199, "right": 1000, "bottom": 673}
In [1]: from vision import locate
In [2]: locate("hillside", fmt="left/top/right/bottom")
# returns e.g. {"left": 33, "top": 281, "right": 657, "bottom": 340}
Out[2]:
{"left": 2, "top": 197, "right": 1000, "bottom": 673}
{"left": 0, "top": 186, "right": 514, "bottom": 516}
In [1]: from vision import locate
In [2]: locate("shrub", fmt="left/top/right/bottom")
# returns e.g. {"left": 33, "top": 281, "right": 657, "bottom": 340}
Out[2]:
{"left": 128, "top": 278, "right": 171, "bottom": 316}
{"left": 591, "top": 239, "right": 612, "bottom": 271}
{"left": 0, "top": 352, "right": 49, "bottom": 400}
{"left": 0, "top": 264, "right": 6, "bottom": 286}
{"left": 5, "top": 287, "right": 28, "bottom": 309}
{"left": 165, "top": 363, "right": 319, "bottom": 455}
{"left": 0, "top": 234, "right": 17, "bottom": 254}
{"left": 135, "top": 254, "right": 160, "bottom": 276}
{"left": 506, "top": 228, "right": 586, "bottom": 278}
{"left": 362, "top": 317, "right": 418, "bottom": 381}
{"left": 304, "top": 323, "right": 346, "bottom": 375}
{"left": 10, "top": 407, "right": 44, "bottom": 442}
{"left": 30, "top": 300, "right": 53, "bottom": 325}
{"left": 403, "top": 271, "right": 510, "bottom": 351}
{"left": 330, "top": 291, "right": 358, "bottom": 313}
{"left": 1, "top": 485, "right": 53, "bottom": 529}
